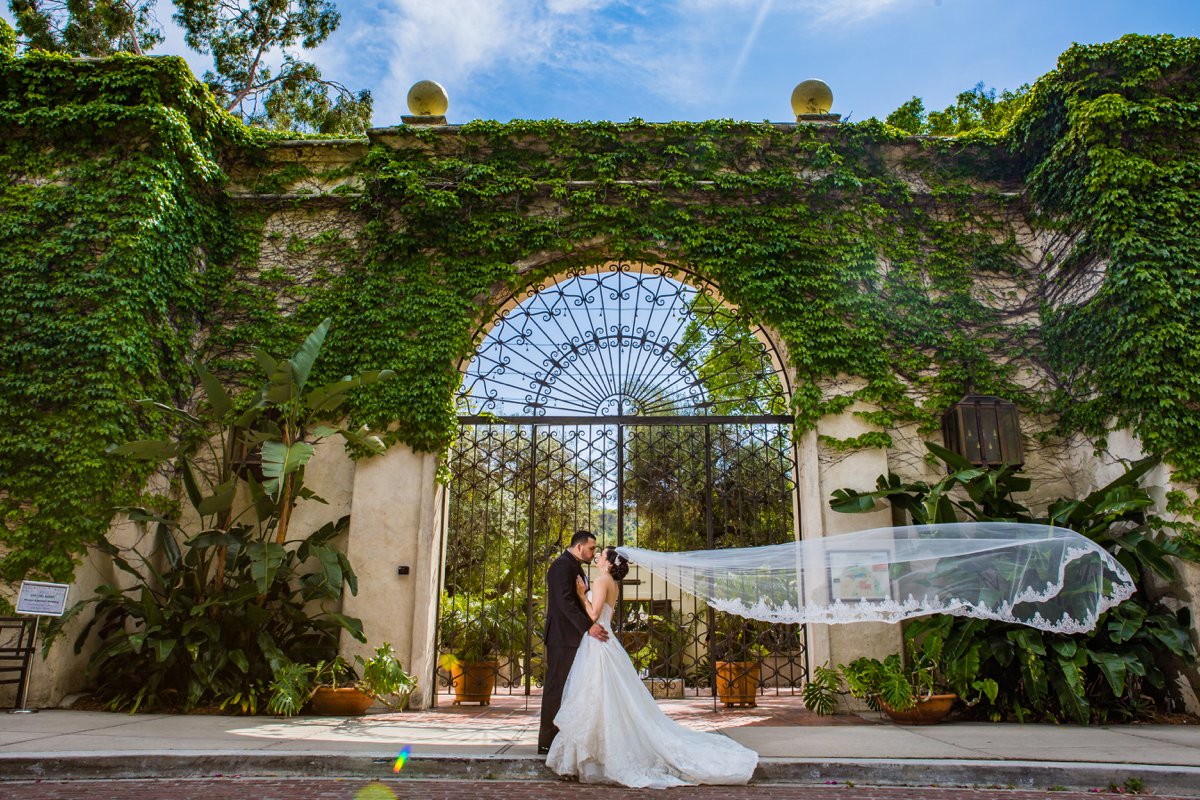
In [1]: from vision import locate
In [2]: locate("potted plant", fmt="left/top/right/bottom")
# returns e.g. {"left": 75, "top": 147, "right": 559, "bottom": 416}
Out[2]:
{"left": 439, "top": 592, "right": 525, "bottom": 705}
{"left": 709, "top": 615, "right": 769, "bottom": 708}
{"left": 356, "top": 643, "right": 419, "bottom": 710}
{"left": 268, "top": 643, "right": 416, "bottom": 716}
{"left": 803, "top": 638, "right": 958, "bottom": 724}
{"left": 309, "top": 655, "right": 373, "bottom": 715}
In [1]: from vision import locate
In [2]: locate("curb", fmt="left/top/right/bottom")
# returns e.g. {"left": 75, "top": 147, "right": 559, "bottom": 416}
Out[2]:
{"left": 2, "top": 752, "right": 1199, "bottom": 796}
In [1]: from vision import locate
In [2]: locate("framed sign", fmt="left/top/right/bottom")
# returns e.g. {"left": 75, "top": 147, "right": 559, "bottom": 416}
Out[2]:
{"left": 15, "top": 581, "right": 71, "bottom": 617}
{"left": 827, "top": 551, "right": 891, "bottom": 602}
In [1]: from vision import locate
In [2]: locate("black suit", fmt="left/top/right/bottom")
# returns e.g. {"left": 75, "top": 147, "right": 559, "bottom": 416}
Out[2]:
{"left": 539, "top": 549, "right": 594, "bottom": 752}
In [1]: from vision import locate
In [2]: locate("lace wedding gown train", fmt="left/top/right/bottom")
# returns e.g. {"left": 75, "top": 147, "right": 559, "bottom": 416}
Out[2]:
{"left": 545, "top": 602, "right": 758, "bottom": 788}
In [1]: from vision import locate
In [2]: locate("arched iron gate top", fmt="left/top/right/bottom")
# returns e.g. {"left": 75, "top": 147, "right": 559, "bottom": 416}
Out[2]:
{"left": 457, "top": 262, "right": 791, "bottom": 420}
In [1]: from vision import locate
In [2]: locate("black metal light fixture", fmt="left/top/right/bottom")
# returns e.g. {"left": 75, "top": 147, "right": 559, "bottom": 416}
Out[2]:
{"left": 941, "top": 395, "right": 1024, "bottom": 468}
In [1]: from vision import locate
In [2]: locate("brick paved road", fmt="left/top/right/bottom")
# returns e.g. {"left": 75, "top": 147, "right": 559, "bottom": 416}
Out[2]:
{"left": 1, "top": 779, "right": 1185, "bottom": 800}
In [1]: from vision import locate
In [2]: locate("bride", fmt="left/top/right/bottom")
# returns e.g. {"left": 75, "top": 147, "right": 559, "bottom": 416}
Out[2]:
{"left": 545, "top": 546, "right": 758, "bottom": 787}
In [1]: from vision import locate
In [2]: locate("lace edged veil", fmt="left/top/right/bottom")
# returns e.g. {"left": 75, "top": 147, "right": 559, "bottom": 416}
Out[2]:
{"left": 615, "top": 522, "right": 1135, "bottom": 634}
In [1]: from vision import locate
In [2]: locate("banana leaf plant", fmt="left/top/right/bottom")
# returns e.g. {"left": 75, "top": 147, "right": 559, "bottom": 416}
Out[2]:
{"left": 48, "top": 319, "right": 392, "bottom": 712}
{"left": 830, "top": 442, "right": 1200, "bottom": 723}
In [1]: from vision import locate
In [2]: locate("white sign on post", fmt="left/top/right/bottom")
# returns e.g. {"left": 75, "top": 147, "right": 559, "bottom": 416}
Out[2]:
{"left": 15, "top": 581, "right": 70, "bottom": 617}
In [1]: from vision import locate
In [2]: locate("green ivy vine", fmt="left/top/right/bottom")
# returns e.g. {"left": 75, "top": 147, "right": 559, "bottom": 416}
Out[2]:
{"left": 2, "top": 34, "right": 1198, "bottom": 591}
{"left": 1009, "top": 34, "right": 1200, "bottom": 481}
{"left": 0, "top": 52, "right": 256, "bottom": 585}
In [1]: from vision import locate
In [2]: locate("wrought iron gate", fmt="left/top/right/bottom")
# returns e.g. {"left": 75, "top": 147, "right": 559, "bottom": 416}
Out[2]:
{"left": 437, "top": 264, "right": 807, "bottom": 705}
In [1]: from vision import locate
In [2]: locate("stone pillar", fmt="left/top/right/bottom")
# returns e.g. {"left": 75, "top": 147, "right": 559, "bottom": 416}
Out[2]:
{"left": 340, "top": 444, "right": 444, "bottom": 709}
{"left": 800, "top": 405, "right": 901, "bottom": 676}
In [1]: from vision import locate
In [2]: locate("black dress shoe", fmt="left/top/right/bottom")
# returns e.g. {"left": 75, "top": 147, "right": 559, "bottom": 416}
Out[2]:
{"left": 537, "top": 746, "right": 550, "bottom": 755}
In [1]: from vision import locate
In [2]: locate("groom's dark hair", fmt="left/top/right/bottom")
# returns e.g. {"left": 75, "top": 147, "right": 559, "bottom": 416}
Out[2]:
{"left": 569, "top": 530, "right": 596, "bottom": 548}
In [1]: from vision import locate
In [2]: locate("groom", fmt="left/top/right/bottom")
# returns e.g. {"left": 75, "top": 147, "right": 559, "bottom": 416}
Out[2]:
{"left": 538, "top": 529, "right": 609, "bottom": 754}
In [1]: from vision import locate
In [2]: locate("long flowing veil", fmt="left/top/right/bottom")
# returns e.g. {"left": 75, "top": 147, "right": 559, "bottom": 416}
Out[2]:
{"left": 616, "top": 522, "right": 1135, "bottom": 634}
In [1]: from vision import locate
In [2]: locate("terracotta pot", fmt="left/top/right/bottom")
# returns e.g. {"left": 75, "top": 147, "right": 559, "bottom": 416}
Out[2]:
{"left": 450, "top": 660, "right": 498, "bottom": 705}
{"left": 715, "top": 660, "right": 760, "bottom": 708}
{"left": 881, "top": 693, "right": 957, "bottom": 725}
{"left": 311, "top": 686, "right": 374, "bottom": 716}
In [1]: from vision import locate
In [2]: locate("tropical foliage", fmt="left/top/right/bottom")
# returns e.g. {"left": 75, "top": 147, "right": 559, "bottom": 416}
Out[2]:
{"left": 267, "top": 642, "right": 416, "bottom": 716}
{"left": 437, "top": 591, "right": 527, "bottom": 665}
{"left": 803, "top": 635, "right": 958, "bottom": 716}
{"left": 49, "top": 320, "right": 391, "bottom": 712}
{"left": 831, "top": 443, "right": 1200, "bottom": 723}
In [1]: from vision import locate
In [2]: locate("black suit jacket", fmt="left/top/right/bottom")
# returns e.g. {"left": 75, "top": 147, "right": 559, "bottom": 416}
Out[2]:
{"left": 544, "top": 550, "right": 593, "bottom": 647}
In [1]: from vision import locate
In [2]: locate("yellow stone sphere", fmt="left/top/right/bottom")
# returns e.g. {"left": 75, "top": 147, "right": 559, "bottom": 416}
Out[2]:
{"left": 791, "top": 79, "right": 833, "bottom": 116}
{"left": 407, "top": 80, "right": 449, "bottom": 116}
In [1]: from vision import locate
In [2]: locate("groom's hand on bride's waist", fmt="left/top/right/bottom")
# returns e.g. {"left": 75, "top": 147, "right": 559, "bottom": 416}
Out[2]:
{"left": 588, "top": 623, "right": 609, "bottom": 641}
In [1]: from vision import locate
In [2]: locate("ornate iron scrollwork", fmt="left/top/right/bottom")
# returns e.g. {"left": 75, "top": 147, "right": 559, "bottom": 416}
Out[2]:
{"left": 440, "top": 264, "right": 806, "bottom": 707}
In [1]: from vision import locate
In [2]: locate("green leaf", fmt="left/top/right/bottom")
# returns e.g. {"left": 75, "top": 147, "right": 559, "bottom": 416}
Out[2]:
{"left": 196, "top": 479, "right": 237, "bottom": 517}
{"left": 290, "top": 317, "right": 331, "bottom": 394}
{"left": 264, "top": 359, "right": 297, "bottom": 405}
{"left": 185, "top": 530, "right": 245, "bottom": 550}
{"left": 180, "top": 460, "right": 204, "bottom": 512}
{"left": 1087, "top": 650, "right": 1128, "bottom": 697}
{"left": 304, "top": 369, "right": 396, "bottom": 413}
{"left": 924, "top": 440, "right": 975, "bottom": 472}
{"left": 246, "top": 542, "right": 288, "bottom": 593}
{"left": 260, "top": 440, "right": 316, "bottom": 495}
{"left": 194, "top": 361, "right": 232, "bottom": 419}
{"left": 252, "top": 347, "right": 279, "bottom": 378}
{"left": 326, "top": 612, "right": 366, "bottom": 642}
{"left": 229, "top": 649, "right": 250, "bottom": 674}
{"left": 829, "top": 488, "right": 877, "bottom": 514}
{"left": 1107, "top": 604, "right": 1145, "bottom": 643}
{"left": 1054, "top": 658, "right": 1090, "bottom": 724}
{"left": 109, "top": 440, "right": 178, "bottom": 460}
{"left": 150, "top": 638, "right": 177, "bottom": 664}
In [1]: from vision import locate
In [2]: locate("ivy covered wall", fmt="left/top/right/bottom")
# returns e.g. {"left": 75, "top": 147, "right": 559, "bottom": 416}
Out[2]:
{"left": 2, "top": 34, "right": 1199, "bottom": 594}
{"left": 0, "top": 52, "right": 253, "bottom": 587}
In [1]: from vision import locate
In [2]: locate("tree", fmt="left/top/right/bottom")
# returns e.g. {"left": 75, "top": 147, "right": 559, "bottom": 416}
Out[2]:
{"left": 8, "top": 0, "right": 373, "bottom": 135}
{"left": 884, "top": 82, "right": 1031, "bottom": 136}
{"left": 173, "top": 0, "right": 372, "bottom": 135}
{"left": 885, "top": 96, "right": 926, "bottom": 135}
{"left": 0, "top": 17, "right": 15, "bottom": 56}
{"left": 8, "top": 0, "right": 162, "bottom": 55}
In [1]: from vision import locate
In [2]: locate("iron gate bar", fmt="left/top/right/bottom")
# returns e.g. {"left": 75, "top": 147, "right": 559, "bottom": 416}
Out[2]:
{"left": 524, "top": 425, "right": 538, "bottom": 697}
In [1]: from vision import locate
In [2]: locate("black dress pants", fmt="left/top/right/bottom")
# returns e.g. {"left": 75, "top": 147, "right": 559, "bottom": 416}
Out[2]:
{"left": 538, "top": 644, "right": 579, "bottom": 751}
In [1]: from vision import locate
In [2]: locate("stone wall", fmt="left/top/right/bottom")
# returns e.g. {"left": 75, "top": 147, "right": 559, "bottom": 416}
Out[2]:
{"left": 6, "top": 104, "right": 1194, "bottom": 713}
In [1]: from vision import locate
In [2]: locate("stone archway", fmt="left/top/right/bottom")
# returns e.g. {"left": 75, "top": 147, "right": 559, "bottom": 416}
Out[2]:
{"left": 436, "top": 261, "right": 808, "bottom": 707}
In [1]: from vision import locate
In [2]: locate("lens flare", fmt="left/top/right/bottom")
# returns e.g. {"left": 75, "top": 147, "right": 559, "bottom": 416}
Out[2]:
{"left": 393, "top": 744, "right": 411, "bottom": 773}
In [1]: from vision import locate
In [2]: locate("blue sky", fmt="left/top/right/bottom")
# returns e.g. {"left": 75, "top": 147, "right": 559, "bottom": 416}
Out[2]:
{"left": 6, "top": 1, "right": 1200, "bottom": 126}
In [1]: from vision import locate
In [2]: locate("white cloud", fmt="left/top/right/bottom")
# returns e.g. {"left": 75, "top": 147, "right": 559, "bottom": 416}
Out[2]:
{"left": 311, "top": 0, "right": 915, "bottom": 124}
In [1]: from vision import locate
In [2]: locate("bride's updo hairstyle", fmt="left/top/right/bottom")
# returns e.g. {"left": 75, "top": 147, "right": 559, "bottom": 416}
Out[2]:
{"left": 604, "top": 547, "right": 630, "bottom": 581}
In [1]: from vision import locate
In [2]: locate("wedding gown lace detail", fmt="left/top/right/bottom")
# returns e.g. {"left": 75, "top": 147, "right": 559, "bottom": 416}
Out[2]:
{"left": 545, "top": 601, "right": 758, "bottom": 787}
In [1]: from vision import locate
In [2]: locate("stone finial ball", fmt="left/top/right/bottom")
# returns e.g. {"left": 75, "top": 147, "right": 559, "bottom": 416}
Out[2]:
{"left": 407, "top": 80, "right": 449, "bottom": 116}
{"left": 791, "top": 79, "right": 833, "bottom": 116}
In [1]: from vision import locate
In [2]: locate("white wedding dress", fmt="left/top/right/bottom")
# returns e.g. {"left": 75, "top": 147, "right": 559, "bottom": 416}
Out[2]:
{"left": 545, "top": 599, "right": 758, "bottom": 787}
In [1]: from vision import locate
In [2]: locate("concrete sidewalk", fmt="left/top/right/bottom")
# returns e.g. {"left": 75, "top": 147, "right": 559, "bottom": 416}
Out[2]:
{"left": 2, "top": 697, "right": 1199, "bottom": 796}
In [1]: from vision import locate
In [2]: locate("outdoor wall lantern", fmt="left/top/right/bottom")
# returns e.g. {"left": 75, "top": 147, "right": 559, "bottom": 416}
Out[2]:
{"left": 940, "top": 394, "right": 1024, "bottom": 468}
